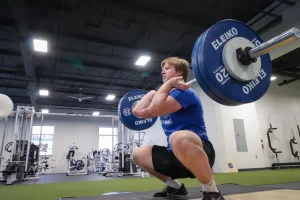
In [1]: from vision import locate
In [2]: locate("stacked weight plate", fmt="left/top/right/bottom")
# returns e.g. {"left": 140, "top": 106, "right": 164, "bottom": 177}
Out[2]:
{"left": 191, "top": 20, "right": 272, "bottom": 106}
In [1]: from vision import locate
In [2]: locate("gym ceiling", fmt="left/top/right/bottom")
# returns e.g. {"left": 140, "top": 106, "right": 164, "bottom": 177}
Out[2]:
{"left": 0, "top": 0, "right": 298, "bottom": 112}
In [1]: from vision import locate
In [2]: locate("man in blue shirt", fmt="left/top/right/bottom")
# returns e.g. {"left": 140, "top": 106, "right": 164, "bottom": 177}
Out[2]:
{"left": 132, "top": 57, "right": 224, "bottom": 200}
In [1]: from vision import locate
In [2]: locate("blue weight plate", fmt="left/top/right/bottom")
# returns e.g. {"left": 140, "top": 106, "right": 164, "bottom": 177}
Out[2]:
{"left": 197, "top": 19, "right": 272, "bottom": 104}
{"left": 118, "top": 89, "right": 158, "bottom": 131}
{"left": 118, "top": 95, "right": 125, "bottom": 125}
{"left": 196, "top": 28, "right": 242, "bottom": 106}
{"left": 118, "top": 91, "right": 132, "bottom": 130}
{"left": 192, "top": 29, "right": 238, "bottom": 106}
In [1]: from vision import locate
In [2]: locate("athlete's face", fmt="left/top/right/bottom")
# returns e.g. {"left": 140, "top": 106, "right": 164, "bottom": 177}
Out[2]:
{"left": 161, "top": 63, "right": 182, "bottom": 83}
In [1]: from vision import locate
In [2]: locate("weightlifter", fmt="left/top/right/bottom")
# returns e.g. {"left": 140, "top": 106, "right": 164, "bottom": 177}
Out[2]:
{"left": 132, "top": 57, "right": 225, "bottom": 200}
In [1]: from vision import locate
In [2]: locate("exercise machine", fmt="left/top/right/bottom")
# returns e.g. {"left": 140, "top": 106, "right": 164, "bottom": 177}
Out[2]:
{"left": 86, "top": 151, "right": 95, "bottom": 173}
{"left": 26, "top": 142, "right": 40, "bottom": 177}
{"left": 109, "top": 124, "right": 149, "bottom": 178}
{"left": 93, "top": 150, "right": 102, "bottom": 172}
{"left": 1, "top": 106, "right": 41, "bottom": 185}
{"left": 99, "top": 148, "right": 122, "bottom": 177}
{"left": 66, "top": 143, "right": 89, "bottom": 176}
{"left": 38, "top": 144, "right": 50, "bottom": 174}
{"left": 0, "top": 117, "right": 8, "bottom": 181}
{"left": 118, "top": 142, "right": 141, "bottom": 176}
{"left": 113, "top": 127, "right": 149, "bottom": 177}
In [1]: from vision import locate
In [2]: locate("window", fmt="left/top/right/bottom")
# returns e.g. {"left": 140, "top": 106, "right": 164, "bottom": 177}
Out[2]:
{"left": 31, "top": 126, "right": 54, "bottom": 155}
{"left": 99, "top": 127, "right": 117, "bottom": 152}
{"left": 133, "top": 131, "right": 145, "bottom": 142}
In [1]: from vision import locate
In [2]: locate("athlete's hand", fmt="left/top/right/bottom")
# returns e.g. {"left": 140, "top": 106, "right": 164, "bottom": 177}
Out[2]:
{"left": 148, "top": 90, "right": 156, "bottom": 96}
{"left": 168, "top": 76, "right": 190, "bottom": 90}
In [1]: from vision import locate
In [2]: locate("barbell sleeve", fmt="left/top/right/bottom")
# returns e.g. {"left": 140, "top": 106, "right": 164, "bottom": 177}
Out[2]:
{"left": 248, "top": 27, "right": 300, "bottom": 59}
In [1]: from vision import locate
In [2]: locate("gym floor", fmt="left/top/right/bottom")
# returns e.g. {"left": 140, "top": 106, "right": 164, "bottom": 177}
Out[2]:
{"left": 0, "top": 172, "right": 139, "bottom": 186}
{"left": 0, "top": 169, "right": 299, "bottom": 200}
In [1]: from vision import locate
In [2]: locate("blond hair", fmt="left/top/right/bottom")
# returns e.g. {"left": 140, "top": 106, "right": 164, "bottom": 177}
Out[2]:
{"left": 161, "top": 57, "right": 190, "bottom": 82}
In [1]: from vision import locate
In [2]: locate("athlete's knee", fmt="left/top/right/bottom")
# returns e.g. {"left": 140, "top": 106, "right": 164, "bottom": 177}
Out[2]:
{"left": 132, "top": 145, "right": 152, "bottom": 165}
{"left": 170, "top": 131, "right": 203, "bottom": 150}
{"left": 132, "top": 148, "right": 142, "bottom": 165}
{"left": 170, "top": 131, "right": 189, "bottom": 150}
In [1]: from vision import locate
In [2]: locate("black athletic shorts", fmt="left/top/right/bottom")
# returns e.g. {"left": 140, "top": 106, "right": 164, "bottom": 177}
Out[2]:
{"left": 152, "top": 139, "right": 215, "bottom": 179}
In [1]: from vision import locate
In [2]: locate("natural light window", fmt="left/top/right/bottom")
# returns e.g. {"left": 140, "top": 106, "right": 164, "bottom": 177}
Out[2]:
{"left": 99, "top": 127, "right": 118, "bottom": 152}
{"left": 31, "top": 126, "right": 55, "bottom": 155}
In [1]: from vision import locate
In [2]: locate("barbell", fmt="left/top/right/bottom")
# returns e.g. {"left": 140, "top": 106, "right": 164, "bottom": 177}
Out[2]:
{"left": 118, "top": 19, "right": 300, "bottom": 131}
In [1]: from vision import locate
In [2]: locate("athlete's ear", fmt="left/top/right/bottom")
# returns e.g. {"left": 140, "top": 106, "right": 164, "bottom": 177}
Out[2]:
{"left": 176, "top": 70, "right": 183, "bottom": 76}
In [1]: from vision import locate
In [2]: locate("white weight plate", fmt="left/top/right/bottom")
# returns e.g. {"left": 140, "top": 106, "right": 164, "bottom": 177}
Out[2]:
{"left": 222, "top": 37, "right": 261, "bottom": 82}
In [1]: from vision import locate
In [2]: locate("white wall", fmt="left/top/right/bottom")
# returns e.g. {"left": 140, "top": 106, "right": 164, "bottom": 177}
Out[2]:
{"left": 255, "top": 83, "right": 300, "bottom": 166}
{"left": 220, "top": 103, "right": 265, "bottom": 170}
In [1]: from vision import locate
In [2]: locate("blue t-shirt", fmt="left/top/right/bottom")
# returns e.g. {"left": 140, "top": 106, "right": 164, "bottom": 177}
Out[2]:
{"left": 159, "top": 88, "right": 208, "bottom": 151}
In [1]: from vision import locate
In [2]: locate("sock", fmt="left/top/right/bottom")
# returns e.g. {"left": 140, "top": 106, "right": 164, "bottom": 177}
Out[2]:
{"left": 202, "top": 179, "right": 219, "bottom": 193}
{"left": 164, "top": 177, "right": 182, "bottom": 189}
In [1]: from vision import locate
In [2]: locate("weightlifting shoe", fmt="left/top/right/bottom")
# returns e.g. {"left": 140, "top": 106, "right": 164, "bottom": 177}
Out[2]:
{"left": 153, "top": 183, "right": 188, "bottom": 197}
{"left": 202, "top": 191, "right": 225, "bottom": 200}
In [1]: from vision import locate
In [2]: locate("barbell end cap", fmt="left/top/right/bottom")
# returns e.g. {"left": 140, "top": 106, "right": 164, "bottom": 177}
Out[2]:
{"left": 293, "top": 28, "right": 300, "bottom": 38}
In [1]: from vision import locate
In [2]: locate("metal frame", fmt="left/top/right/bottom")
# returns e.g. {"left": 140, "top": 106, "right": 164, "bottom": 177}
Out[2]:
{"left": 10, "top": 110, "right": 117, "bottom": 118}
{"left": 2, "top": 106, "right": 40, "bottom": 185}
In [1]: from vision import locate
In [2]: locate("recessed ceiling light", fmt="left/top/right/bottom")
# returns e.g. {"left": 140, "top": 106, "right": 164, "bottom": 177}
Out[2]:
{"left": 39, "top": 89, "right": 49, "bottom": 96}
{"left": 271, "top": 76, "right": 277, "bottom": 81}
{"left": 33, "top": 39, "right": 48, "bottom": 52}
{"left": 135, "top": 56, "right": 151, "bottom": 66}
{"left": 106, "top": 94, "right": 115, "bottom": 100}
